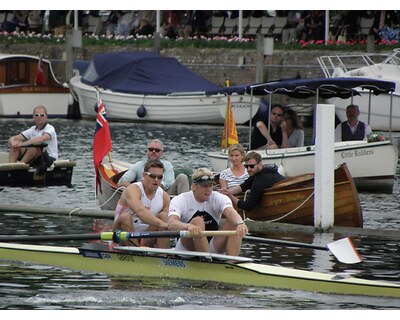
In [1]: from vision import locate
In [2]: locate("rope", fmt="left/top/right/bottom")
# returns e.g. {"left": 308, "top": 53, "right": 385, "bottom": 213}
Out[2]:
{"left": 68, "top": 207, "right": 82, "bottom": 217}
{"left": 241, "top": 189, "right": 315, "bottom": 223}
{"left": 97, "top": 186, "right": 125, "bottom": 209}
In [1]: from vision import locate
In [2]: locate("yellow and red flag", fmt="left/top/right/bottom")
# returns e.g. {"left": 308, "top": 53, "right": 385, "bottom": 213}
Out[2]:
{"left": 221, "top": 79, "right": 238, "bottom": 149}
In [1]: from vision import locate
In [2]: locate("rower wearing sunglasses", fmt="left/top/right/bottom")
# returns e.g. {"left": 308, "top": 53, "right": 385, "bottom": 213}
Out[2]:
{"left": 220, "top": 152, "right": 284, "bottom": 212}
{"left": 168, "top": 167, "right": 248, "bottom": 256}
{"left": 113, "top": 159, "right": 170, "bottom": 248}
{"left": 8, "top": 105, "right": 58, "bottom": 168}
{"left": 118, "top": 138, "right": 190, "bottom": 195}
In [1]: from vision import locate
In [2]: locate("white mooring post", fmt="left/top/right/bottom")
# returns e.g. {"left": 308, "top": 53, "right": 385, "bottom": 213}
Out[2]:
{"left": 314, "top": 104, "right": 335, "bottom": 230}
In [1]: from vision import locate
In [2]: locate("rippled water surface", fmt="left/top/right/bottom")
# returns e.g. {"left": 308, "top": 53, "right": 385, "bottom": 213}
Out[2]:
{"left": 0, "top": 119, "right": 399, "bottom": 310}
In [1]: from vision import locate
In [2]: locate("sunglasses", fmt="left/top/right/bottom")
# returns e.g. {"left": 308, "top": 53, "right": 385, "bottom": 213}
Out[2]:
{"left": 148, "top": 147, "right": 162, "bottom": 153}
{"left": 145, "top": 172, "right": 163, "bottom": 180}
{"left": 34, "top": 113, "right": 47, "bottom": 117}
{"left": 244, "top": 163, "right": 257, "bottom": 169}
{"left": 193, "top": 175, "right": 214, "bottom": 183}
{"left": 271, "top": 112, "right": 283, "bottom": 117}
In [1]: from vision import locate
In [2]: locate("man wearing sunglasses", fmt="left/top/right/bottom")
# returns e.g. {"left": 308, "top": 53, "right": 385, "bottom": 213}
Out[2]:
{"left": 250, "top": 104, "right": 285, "bottom": 150}
{"left": 168, "top": 167, "right": 248, "bottom": 256}
{"left": 220, "top": 151, "right": 284, "bottom": 212}
{"left": 118, "top": 139, "right": 189, "bottom": 195}
{"left": 8, "top": 105, "right": 58, "bottom": 168}
{"left": 113, "top": 159, "right": 170, "bottom": 248}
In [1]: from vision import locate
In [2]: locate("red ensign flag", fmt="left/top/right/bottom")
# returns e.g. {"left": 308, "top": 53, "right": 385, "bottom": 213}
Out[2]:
{"left": 93, "top": 98, "right": 112, "bottom": 192}
{"left": 36, "top": 55, "right": 45, "bottom": 85}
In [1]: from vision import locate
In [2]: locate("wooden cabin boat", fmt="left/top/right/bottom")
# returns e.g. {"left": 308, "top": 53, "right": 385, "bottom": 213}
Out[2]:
{"left": 0, "top": 54, "right": 71, "bottom": 118}
{"left": 235, "top": 163, "right": 363, "bottom": 228}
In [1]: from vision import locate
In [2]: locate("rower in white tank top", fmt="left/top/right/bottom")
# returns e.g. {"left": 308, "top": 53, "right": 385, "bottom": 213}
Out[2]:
{"left": 114, "top": 181, "right": 164, "bottom": 232}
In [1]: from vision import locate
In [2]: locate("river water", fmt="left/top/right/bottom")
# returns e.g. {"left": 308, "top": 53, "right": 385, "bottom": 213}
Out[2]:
{"left": 0, "top": 118, "right": 399, "bottom": 311}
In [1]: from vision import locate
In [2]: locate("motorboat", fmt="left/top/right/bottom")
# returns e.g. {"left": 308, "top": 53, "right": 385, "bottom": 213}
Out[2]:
{"left": 0, "top": 151, "right": 76, "bottom": 187}
{"left": 318, "top": 49, "right": 400, "bottom": 131}
{"left": 208, "top": 77, "right": 398, "bottom": 193}
{"left": 69, "top": 51, "right": 260, "bottom": 124}
{"left": 0, "top": 54, "right": 71, "bottom": 118}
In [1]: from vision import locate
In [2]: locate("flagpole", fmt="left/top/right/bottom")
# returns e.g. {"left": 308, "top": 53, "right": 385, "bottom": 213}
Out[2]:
{"left": 224, "top": 78, "right": 230, "bottom": 151}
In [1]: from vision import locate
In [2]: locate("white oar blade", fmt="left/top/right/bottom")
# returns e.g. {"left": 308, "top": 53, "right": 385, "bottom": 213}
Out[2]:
{"left": 327, "top": 237, "right": 362, "bottom": 264}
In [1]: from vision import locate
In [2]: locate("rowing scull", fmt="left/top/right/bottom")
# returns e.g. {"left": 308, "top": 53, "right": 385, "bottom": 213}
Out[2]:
{"left": 0, "top": 242, "right": 399, "bottom": 298}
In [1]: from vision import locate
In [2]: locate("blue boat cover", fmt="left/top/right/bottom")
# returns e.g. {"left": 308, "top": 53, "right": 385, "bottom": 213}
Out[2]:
{"left": 81, "top": 51, "right": 224, "bottom": 95}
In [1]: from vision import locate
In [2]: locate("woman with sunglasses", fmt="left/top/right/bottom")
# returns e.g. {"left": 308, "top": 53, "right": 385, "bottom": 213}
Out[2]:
{"left": 219, "top": 143, "right": 249, "bottom": 189}
{"left": 281, "top": 108, "right": 304, "bottom": 148}
{"left": 113, "top": 159, "right": 170, "bottom": 248}
{"left": 8, "top": 105, "right": 58, "bottom": 167}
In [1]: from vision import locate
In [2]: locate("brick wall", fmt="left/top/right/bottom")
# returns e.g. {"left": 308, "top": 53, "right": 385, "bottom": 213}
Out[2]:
{"left": 0, "top": 43, "right": 362, "bottom": 86}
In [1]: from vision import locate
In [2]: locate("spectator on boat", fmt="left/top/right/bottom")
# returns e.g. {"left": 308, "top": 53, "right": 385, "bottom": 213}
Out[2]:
{"left": 219, "top": 143, "right": 249, "bottom": 189}
{"left": 281, "top": 108, "right": 304, "bottom": 148}
{"left": 335, "top": 104, "right": 372, "bottom": 142}
{"left": 250, "top": 104, "right": 285, "bottom": 150}
{"left": 118, "top": 139, "right": 190, "bottom": 195}
{"left": 220, "top": 151, "right": 285, "bottom": 212}
{"left": 168, "top": 167, "right": 248, "bottom": 256}
{"left": 8, "top": 105, "right": 58, "bottom": 168}
{"left": 113, "top": 159, "right": 170, "bottom": 248}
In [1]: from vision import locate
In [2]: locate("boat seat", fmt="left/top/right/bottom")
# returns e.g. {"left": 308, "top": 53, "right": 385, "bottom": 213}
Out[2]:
{"left": 52, "top": 160, "right": 77, "bottom": 167}
{"left": 0, "top": 162, "right": 30, "bottom": 171}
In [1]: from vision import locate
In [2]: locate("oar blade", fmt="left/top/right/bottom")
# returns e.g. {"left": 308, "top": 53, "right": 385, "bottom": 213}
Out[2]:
{"left": 327, "top": 237, "right": 362, "bottom": 264}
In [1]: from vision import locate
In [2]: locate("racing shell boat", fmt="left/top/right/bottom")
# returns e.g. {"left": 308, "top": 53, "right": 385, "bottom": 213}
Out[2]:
{"left": 0, "top": 239, "right": 399, "bottom": 298}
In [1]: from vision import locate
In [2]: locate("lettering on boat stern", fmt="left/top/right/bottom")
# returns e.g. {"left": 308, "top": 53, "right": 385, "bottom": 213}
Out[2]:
{"left": 340, "top": 148, "right": 373, "bottom": 158}
{"left": 231, "top": 103, "right": 250, "bottom": 109}
{"left": 266, "top": 193, "right": 307, "bottom": 207}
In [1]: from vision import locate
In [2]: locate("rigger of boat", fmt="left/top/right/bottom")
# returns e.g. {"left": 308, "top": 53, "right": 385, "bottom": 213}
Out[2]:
{"left": 0, "top": 230, "right": 399, "bottom": 298}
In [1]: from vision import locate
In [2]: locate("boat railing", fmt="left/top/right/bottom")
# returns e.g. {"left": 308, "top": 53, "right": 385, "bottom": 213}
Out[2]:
{"left": 317, "top": 53, "right": 394, "bottom": 78}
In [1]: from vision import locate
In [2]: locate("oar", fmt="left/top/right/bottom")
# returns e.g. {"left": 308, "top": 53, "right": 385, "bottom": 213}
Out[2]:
{"left": 244, "top": 235, "right": 362, "bottom": 264}
{"left": 0, "top": 230, "right": 237, "bottom": 243}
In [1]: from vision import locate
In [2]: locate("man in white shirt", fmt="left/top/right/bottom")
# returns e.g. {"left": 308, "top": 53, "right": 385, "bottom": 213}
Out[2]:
{"left": 8, "top": 105, "right": 58, "bottom": 167}
{"left": 168, "top": 167, "right": 248, "bottom": 256}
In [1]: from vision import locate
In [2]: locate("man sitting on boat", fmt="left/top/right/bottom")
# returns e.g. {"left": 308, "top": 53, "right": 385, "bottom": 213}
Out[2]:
{"left": 8, "top": 105, "right": 58, "bottom": 168}
{"left": 118, "top": 139, "right": 190, "bottom": 195}
{"left": 220, "top": 151, "right": 285, "bottom": 212}
{"left": 168, "top": 167, "right": 248, "bottom": 256}
{"left": 250, "top": 104, "right": 285, "bottom": 150}
{"left": 113, "top": 159, "right": 170, "bottom": 248}
{"left": 335, "top": 104, "right": 372, "bottom": 142}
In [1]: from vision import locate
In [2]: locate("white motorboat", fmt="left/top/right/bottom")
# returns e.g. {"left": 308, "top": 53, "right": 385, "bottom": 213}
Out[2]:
{"left": 0, "top": 54, "right": 71, "bottom": 118}
{"left": 318, "top": 49, "right": 400, "bottom": 131}
{"left": 69, "top": 51, "right": 259, "bottom": 124}
{"left": 208, "top": 78, "right": 398, "bottom": 193}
